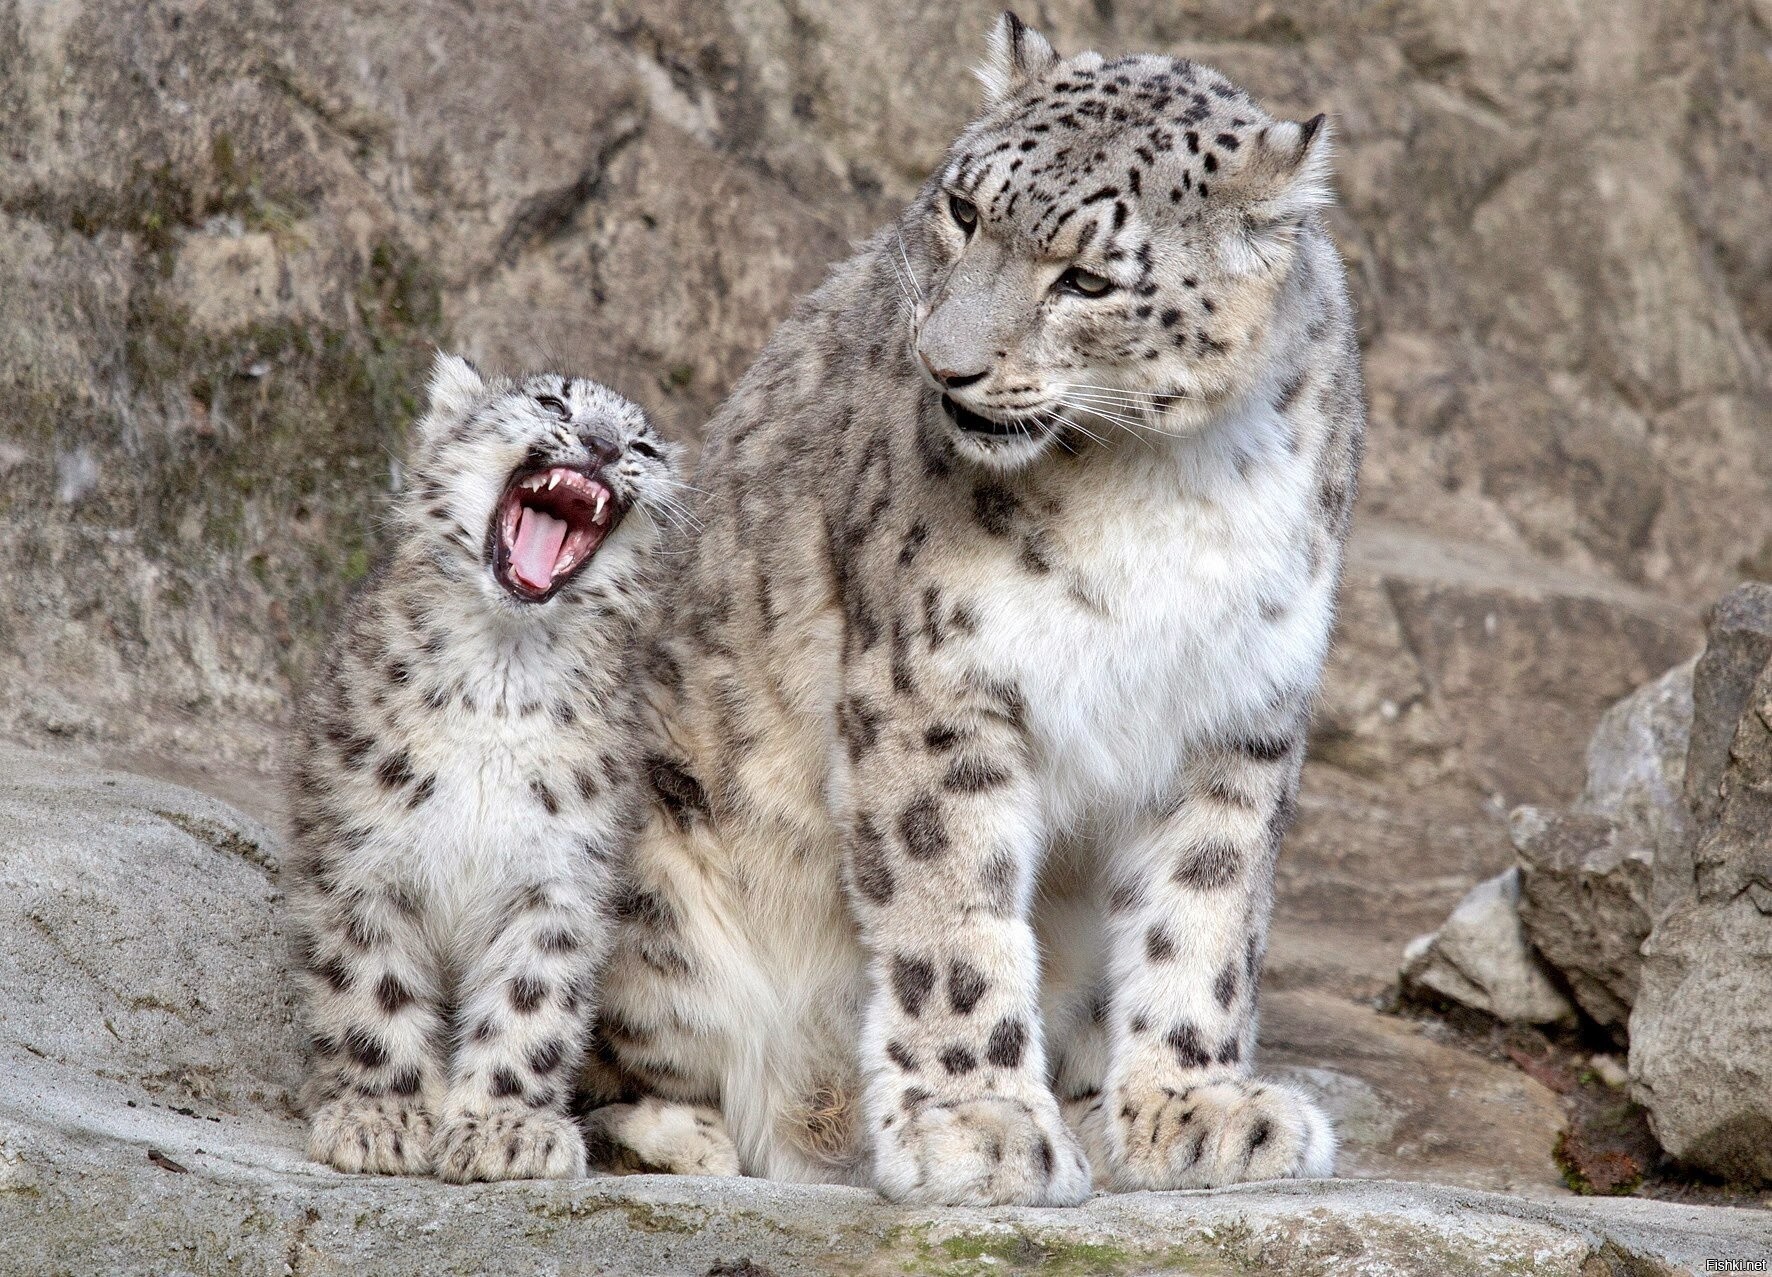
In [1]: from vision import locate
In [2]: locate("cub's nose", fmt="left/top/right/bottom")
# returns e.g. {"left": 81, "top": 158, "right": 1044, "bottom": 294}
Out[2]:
{"left": 581, "top": 435, "right": 622, "bottom": 467}
{"left": 919, "top": 350, "right": 988, "bottom": 390}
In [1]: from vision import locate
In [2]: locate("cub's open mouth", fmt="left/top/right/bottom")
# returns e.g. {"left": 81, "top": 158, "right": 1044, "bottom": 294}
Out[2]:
{"left": 489, "top": 465, "right": 623, "bottom": 603}
{"left": 940, "top": 394, "right": 1044, "bottom": 438}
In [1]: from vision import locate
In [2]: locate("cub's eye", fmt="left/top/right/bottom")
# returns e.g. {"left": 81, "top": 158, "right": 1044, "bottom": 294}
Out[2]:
{"left": 630, "top": 439, "right": 662, "bottom": 460}
{"left": 1056, "top": 267, "right": 1115, "bottom": 298}
{"left": 947, "top": 194, "right": 978, "bottom": 233}
{"left": 534, "top": 394, "right": 570, "bottom": 420}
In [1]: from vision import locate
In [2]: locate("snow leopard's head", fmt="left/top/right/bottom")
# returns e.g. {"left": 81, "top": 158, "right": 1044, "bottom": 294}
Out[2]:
{"left": 402, "top": 354, "right": 685, "bottom": 610}
{"left": 906, "top": 13, "right": 1336, "bottom": 470}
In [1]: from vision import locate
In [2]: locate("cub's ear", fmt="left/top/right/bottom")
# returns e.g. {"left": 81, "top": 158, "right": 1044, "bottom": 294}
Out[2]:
{"left": 423, "top": 350, "right": 485, "bottom": 426}
{"left": 1243, "top": 113, "right": 1335, "bottom": 220}
{"left": 976, "top": 11, "right": 1060, "bottom": 107}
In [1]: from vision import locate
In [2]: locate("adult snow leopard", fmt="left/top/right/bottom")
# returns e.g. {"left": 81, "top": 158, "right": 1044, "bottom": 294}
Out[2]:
{"left": 288, "top": 355, "right": 689, "bottom": 1182}
{"left": 586, "top": 13, "right": 1362, "bottom": 1205}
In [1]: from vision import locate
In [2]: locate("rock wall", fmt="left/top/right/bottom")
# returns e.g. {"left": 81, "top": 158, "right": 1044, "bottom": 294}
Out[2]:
{"left": 2, "top": 0, "right": 1765, "bottom": 821}
{"left": 1630, "top": 585, "right": 1772, "bottom": 1184}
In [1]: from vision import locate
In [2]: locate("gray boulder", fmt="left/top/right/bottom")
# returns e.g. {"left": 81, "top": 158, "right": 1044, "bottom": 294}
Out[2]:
{"left": 5, "top": 742, "right": 1771, "bottom": 1272}
{"left": 1401, "top": 867, "right": 1576, "bottom": 1025}
{"left": 1630, "top": 584, "right": 1772, "bottom": 1184}
{"left": 1509, "top": 660, "right": 1694, "bottom": 1033}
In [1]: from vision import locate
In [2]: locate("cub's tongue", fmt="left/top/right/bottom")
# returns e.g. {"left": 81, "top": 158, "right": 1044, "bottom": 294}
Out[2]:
{"left": 511, "top": 505, "right": 569, "bottom": 591}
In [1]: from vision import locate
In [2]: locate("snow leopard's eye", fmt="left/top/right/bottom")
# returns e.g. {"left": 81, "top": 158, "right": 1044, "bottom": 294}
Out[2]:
{"left": 630, "top": 438, "right": 662, "bottom": 460}
{"left": 534, "top": 394, "right": 570, "bottom": 421}
{"left": 947, "top": 194, "right": 978, "bottom": 233}
{"left": 1056, "top": 267, "right": 1115, "bottom": 298}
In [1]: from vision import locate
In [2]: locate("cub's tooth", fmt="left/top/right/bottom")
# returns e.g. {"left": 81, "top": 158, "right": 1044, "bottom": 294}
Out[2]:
{"left": 594, "top": 491, "right": 607, "bottom": 521}
{"left": 553, "top": 551, "right": 573, "bottom": 573}
{"left": 547, "top": 472, "right": 562, "bottom": 490}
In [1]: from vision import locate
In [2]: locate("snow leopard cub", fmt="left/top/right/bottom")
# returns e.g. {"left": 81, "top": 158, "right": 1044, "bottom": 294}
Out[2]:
{"left": 287, "top": 353, "right": 681, "bottom": 1182}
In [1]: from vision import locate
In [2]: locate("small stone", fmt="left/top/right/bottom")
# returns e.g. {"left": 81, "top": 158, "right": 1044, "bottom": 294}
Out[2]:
{"left": 1400, "top": 868, "right": 1576, "bottom": 1026}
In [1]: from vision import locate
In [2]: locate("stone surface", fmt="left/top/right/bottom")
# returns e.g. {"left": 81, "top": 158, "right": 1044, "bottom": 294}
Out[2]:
{"left": 1631, "top": 585, "right": 1772, "bottom": 1185}
{"left": 1509, "top": 661, "right": 1695, "bottom": 1032}
{"left": 2, "top": 744, "right": 1767, "bottom": 1274}
{"left": 1400, "top": 868, "right": 1575, "bottom": 1025}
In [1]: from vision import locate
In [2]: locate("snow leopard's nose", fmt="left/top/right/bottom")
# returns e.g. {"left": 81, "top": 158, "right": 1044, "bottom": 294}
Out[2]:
{"left": 919, "top": 350, "right": 988, "bottom": 390}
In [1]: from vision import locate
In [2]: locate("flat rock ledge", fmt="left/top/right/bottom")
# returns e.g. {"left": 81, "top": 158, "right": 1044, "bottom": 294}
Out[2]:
{"left": 1, "top": 744, "right": 1767, "bottom": 1275}
{"left": 3, "top": 1077, "right": 1767, "bottom": 1277}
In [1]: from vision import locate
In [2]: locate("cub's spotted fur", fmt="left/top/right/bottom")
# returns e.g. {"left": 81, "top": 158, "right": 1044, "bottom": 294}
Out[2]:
{"left": 589, "top": 14, "right": 1360, "bottom": 1204}
{"left": 287, "top": 355, "right": 686, "bottom": 1182}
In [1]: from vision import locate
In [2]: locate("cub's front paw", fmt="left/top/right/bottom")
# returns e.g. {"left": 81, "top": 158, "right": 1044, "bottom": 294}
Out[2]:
{"left": 307, "top": 1095, "right": 433, "bottom": 1175}
{"left": 432, "top": 1108, "right": 587, "bottom": 1183}
{"left": 874, "top": 1091, "right": 1091, "bottom": 1206}
{"left": 584, "top": 1098, "right": 742, "bottom": 1176}
{"left": 1107, "top": 1078, "right": 1334, "bottom": 1191}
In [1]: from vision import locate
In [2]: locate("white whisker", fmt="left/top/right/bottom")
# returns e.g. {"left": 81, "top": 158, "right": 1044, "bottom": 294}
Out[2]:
{"left": 894, "top": 230, "right": 925, "bottom": 307}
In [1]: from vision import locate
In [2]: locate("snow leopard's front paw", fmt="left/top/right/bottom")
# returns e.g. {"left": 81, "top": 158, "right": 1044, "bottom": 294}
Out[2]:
{"left": 307, "top": 1095, "right": 433, "bottom": 1176}
{"left": 1106, "top": 1077, "right": 1334, "bottom": 1191}
{"left": 874, "top": 1091, "right": 1092, "bottom": 1206}
{"left": 432, "top": 1107, "right": 587, "bottom": 1183}
{"left": 584, "top": 1098, "right": 742, "bottom": 1176}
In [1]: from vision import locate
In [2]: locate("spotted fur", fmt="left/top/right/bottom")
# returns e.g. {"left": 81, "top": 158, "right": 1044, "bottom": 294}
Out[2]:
{"left": 287, "top": 354, "right": 681, "bottom": 1181}
{"left": 588, "top": 14, "right": 1357, "bottom": 1203}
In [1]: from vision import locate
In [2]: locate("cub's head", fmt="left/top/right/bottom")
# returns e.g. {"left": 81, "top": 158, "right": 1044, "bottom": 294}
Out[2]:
{"left": 403, "top": 354, "right": 683, "bottom": 609}
{"left": 908, "top": 12, "right": 1334, "bottom": 469}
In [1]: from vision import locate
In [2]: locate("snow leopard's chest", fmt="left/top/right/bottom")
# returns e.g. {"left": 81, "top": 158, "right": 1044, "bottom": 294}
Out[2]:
{"left": 957, "top": 446, "right": 1335, "bottom": 832}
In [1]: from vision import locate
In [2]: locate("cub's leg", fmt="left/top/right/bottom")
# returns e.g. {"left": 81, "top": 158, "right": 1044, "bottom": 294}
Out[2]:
{"left": 295, "top": 874, "right": 446, "bottom": 1176}
{"left": 839, "top": 672, "right": 1090, "bottom": 1207}
{"left": 1097, "top": 737, "right": 1335, "bottom": 1190}
{"left": 432, "top": 878, "right": 605, "bottom": 1182}
{"left": 584, "top": 1098, "right": 742, "bottom": 1176}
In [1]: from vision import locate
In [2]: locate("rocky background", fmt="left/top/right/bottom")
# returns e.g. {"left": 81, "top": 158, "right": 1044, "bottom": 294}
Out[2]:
{"left": 2, "top": 0, "right": 1769, "bottom": 1214}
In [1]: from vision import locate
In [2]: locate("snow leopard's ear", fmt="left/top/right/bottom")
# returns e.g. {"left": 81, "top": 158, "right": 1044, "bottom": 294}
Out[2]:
{"left": 423, "top": 350, "right": 485, "bottom": 428}
{"left": 1242, "top": 113, "right": 1336, "bottom": 222}
{"left": 976, "top": 12, "right": 1060, "bottom": 107}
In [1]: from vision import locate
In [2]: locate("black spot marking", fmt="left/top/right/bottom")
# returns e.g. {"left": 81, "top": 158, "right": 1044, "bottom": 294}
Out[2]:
{"left": 1107, "top": 880, "right": 1144, "bottom": 914}
{"left": 1214, "top": 961, "right": 1240, "bottom": 1009}
{"left": 900, "top": 521, "right": 929, "bottom": 567}
{"left": 388, "top": 1068, "right": 421, "bottom": 1097}
{"left": 375, "top": 974, "right": 414, "bottom": 1014}
{"left": 489, "top": 1068, "right": 524, "bottom": 1099}
{"left": 898, "top": 795, "right": 949, "bottom": 860}
{"left": 529, "top": 1040, "right": 565, "bottom": 1074}
{"left": 924, "top": 724, "right": 964, "bottom": 752}
{"left": 849, "top": 814, "right": 896, "bottom": 905}
{"left": 939, "top": 1046, "right": 978, "bottom": 1075}
{"left": 375, "top": 752, "right": 415, "bottom": 790}
{"left": 508, "top": 976, "right": 546, "bottom": 1014}
{"left": 972, "top": 483, "right": 1019, "bottom": 537}
{"left": 1166, "top": 1022, "right": 1210, "bottom": 1070}
{"left": 890, "top": 956, "right": 937, "bottom": 1017}
{"left": 648, "top": 756, "right": 710, "bottom": 828}
{"left": 1175, "top": 839, "right": 1242, "bottom": 890}
{"left": 943, "top": 755, "right": 1011, "bottom": 793}
{"left": 886, "top": 1040, "right": 919, "bottom": 1072}
{"left": 985, "top": 1018, "right": 1028, "bottom": 1069}
{"left": 311, "top": 953, "right": 354, "bottom": 994}
{"left": 530, "top": 778, "right": 559, "bottom": 816}
{"left": 344, "top": 1026, "right": 387, "bottom": 1071}
{"left": 1145, "top": 927, "right": 1176, "bottom": 962}
{"left": 948, "top": 960, "right": 988, "bottom": 1014}
{"left": 1216, "top": 1038, "right": 1241, "bottom": 1066}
